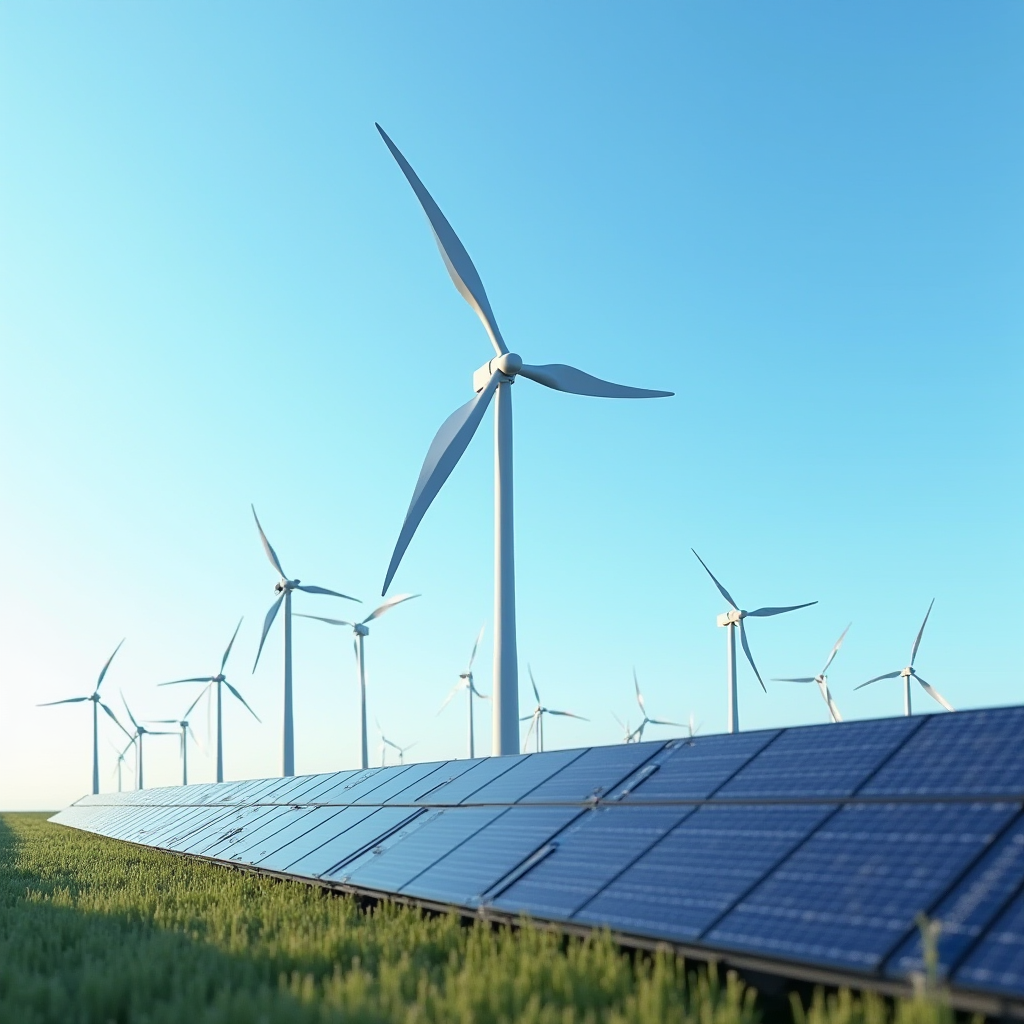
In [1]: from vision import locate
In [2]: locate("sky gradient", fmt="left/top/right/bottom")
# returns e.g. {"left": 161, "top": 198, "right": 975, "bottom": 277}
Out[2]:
{"left": 1, "top": 2, "right": 1022, "bottom": 810}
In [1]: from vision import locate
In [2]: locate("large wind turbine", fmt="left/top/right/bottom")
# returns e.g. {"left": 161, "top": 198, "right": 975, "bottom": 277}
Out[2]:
{"left": 296, "top": 594, "right": 418, "bottom": 770}
{"left": 375, "top": 124, "right": 673, "bottom": 756}
{"left": 121, "top": 695, "right": 175, "bottom": 791}
{"left": 631, "top": 670, "right": 684, "bottom": 742}
{"left": 38, "top": 640, "right": 130, "bottom": 794}
{"left": 856, "top": 600, "right": 954, "bottom": 715}
{"left": 692, "top": 550, "right": 817, "bottom": 733}
{"left": 159, "top": 618, "right": 259, "bottom": 782}
{"left": 149, "top": 687, "right": 206, "bottom": 786}
{"left": 251, "top": 506, "right": 359, "bottom": 776}
{"left": 438, "top": 625, "right": 489, "bottom": 758}
{"left": 520, "top": 667, "right": 587, "bottom": 753}
{"left": 773, "top": 625, "right": 850, "bottom": 723}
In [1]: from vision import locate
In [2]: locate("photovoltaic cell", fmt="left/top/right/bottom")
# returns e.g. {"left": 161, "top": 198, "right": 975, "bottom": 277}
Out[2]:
{"left": 575, "top": 803, "right": 834, "bottom": 941}
{"left": 885, "top": 811, "right": 1024, "bottom": 978}
{"left": 707, "top": 801, "right": 1020, "bottom": 970}
{"left": 954, "top": 887, "right": 1024, "bottom": 997}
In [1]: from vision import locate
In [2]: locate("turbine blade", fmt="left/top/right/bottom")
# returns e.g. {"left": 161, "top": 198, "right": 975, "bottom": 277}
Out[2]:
{"left": 102, "top": 701, "right": 133, "bottom": 740}
{"left": 529, "top": 665, "right": 540, "bottom": 705}
{"left": 363, "top": 592, "right": 419, "bottom": 624}
{"left": 823, "top": 684, "right": 843, "bottom": 723}
{"left": 375, "top": 123, "right": 508, "bottom": 357}
{"left": 120, "top": 692, "right": 139, "bottom": 731}
{"left": 38, "top": 696, "right": 90, "bottom": 706}
{"left": 466, "top": 624, "right": 485, "bottom": 673}
{"left": 522, "top": 713, "right": 538, "bottom": 753}
{"left": 546, "top": 709, "right": 589, "bottom": 720}
{"left": 184, "top": 686, "right": 209, "bottom": 719}
{"left": 517, "top": 362, "right": 673, "bottom": 399}
{"left": 746, "top": 602, "right": 817, "bottom": 617}
{"left": 821, "top": 623, "right": 852, "bottom": 676}
{"left": 253, "top": 593, "right": 285, "bottom": 672}
{"left": 855, "top": 670, "right": 902, "bottom": 689}
{"left": 251, "top": 505, "right": 285, "bottom": 577}
{"left": 382, "top": 374, "right": 500, "bottom": 595}
{"left": 148, "top": 719, "right": 179, "bottom": 724}
{"left": 633, "top": 668, "right": 646, "bottom": 712}
{"left": 913, "top": 671, "right": 955, "bottom": 712}
{"left": 690, "top": 550, "right": 738, "bottom": 610}
{"left": 225, "top": 681, "right": 261, "bottom": 722}
{"left": 437, "top": 680, "right": 464, "bottom": 714}
{"left": 646, "top": 717, "right": 684, "bottom": 727}
{"left": 772, "top": 677, "right": 817, "bottom": 683}
{"left": 96, "top": 639, "right": 126, "bottom": 691}
{"left": 296, "top": 584, "right": 361, "bottom": 600}
{"left": 158, "top": 677, "right": 215, "bottom": 686}
{"left": 911, "top": 599, "right": 935, "bottom": 667}
{"left": 738, "top": 620, "right": 766, "bottom": 691}
{"left": 220, "top": 617, "right": 244, "bottom": 673}
{"left": 295, "top": 613, "right": 354, "bottom": 628}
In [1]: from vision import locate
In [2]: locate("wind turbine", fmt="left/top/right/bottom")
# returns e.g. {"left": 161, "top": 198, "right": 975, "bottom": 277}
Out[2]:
{"left": 38, "top": 639, "right": 131, "bottom": 794}
{"left": 685, "top": 713, "right": 701, "bottom": 746}
{"left": 109, "top": 738, "right": 133, "bottom": 792}
{"left": 611, "top": 713, "right": 638, "bottom": 744}
{"left": 631, "top": 670, "right": 684, "bottom": 742}
{"left": 438, "top": 625, "right": 489, "bottom": 758}
{"left": 692, "top": 550, "right": 817, "bottom": 733}
{"left": 251, "top": 506, "right": 359, "bottom": 777}
{"left": 149, "top": 687, "right": 206, "bottom": 786}
{"left": 377, "top": 720, "right": 415, "bottom": 766}
{"left": 375, "top": 124, "right": 673, "bottom": 756}
{"left": 773, "top": 624, "right": 850, "bottom": 723}
{"left": 296, "top": 594, "right": 418, "bottom": 770}
{"left": 520, "top": 667, "right": 587, "bottom": 753}
{"left": 159, "top": 618, "right": 259, "bottom": 783}
{"left": 856, "top": 600, "right": 954, "bottom": 715}
{"left": 120, "top": 695, "right": 175, "bottom": 791}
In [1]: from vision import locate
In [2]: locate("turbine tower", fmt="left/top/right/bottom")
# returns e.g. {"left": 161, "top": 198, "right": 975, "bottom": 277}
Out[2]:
{"left": 251, "top": 506, "right": 359, "bottom": 776}
{"left": 438, "top": 625, "right": 489, "bottom": 758}
{"left": 297, "top": 594, "right": 418, "bottom": 770}
{"left": 692, "top": 550, "right": 817, "bottom": 733}
{"left": 773, "top": 624, "right": 850, "bottom": 723}
{"left": 160, "top": 618, "right": 260, "bottom": 782}
{"left": 121, "top": 695, "right": 175, "bottom": 791}
{"left": 856, "top": 600, "right": 954, "bottom": 715}
{"left": 149, "top": 687, "right": 206, "bottom": 786}
{"left": 38, "top": 640, "right": 130, "bottom": 795}
{"left": 520, "top": 667, "right": 587, "bottom": 752}
{"left": 631, "top": 670, "right": 684, "bottom": 742}
{"left": 375, "top": 124, "right": 673, "bottom": 756}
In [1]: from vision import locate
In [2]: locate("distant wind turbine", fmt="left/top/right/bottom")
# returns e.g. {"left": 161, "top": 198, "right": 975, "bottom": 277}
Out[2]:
{"left": 773, "top": 624, "right": 850, "bottom": 723}
{"left": 297, "top": 594, "right": 418, "bottom": 770}
{"left": 856, "top": 601, "right": 954, "bottom": 715}
{"left": 159, "top": 618, "right": 259, "bottom": 782}
{"left": 631, "top": 670, "right": 684, "bottom": 742}
{"left": 438, "top": 625, "right": 489, "bottom": 758}
{"left": 38, "top": 640, "right": 131, "bottom": 794}
{"left": 377, "top": 719, "right": 415, "bottom": 766}
{"left": 520, "top": 667, "right": 587, "bottom": 753}
{"left": 121, "top": 694, "right": 175, "bottom": 790}
{"left": 109, "top": 738, "right": 133, "bottom": 792}
{"left": 251, "top": 506, "right": 359, "bottom": 776}
{"left": 375, "top": 123, "right": 673, "bottom": 756}
{"left": 692, "top": 550, "right": 817, "bottom": 733}
{"left": 149, "top": 687, "right": 207, "bottom": 786}
{"left": 685, "top": 713, "right": 701, "bottom": 746}
{"left": 611, "top": 713, "right": 638, "bottom": 744}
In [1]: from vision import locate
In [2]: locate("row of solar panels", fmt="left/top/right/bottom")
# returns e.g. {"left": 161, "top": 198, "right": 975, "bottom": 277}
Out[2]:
{"left": 53, "top": 705, "right": 1024, "bottom": 1009}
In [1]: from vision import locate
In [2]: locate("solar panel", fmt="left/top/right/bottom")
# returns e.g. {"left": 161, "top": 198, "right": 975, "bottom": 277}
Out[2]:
{"left": 49, "top": 705, "right": 1024, "bottom": 1013}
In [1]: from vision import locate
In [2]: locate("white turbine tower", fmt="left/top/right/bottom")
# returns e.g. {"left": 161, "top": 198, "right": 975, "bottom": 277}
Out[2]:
{"left": 773, "top": 624, "right": 850, "bottom": 723}
{"left": 630, "top": 670, "right": 684, "bottom": 742}
{"left": 377, "top": 720, "right": 415, "bottom": 766}
{"left": 375, "top": 124, "right": 673, "bottom": 756}
{"left": 149, "top": 687, "right": 206, "bottom": 786}
{"left": 159, "top": 618, "right": 260, "bottom": 783}
{"left": 856, "top": 600, "right": 954, "bottom": 715}
{"left": 520, "top": 667, "right": 588, "bottom": 753}
{"left": 692, "top": 550, "right": 817, "bottom": 733}
{"left": 120, "top": 695, "right": 175, "bottom": 791}
{"left": 38, "top": 640, "right": 130, "bottom": 795}
{"left": 438, "top": 625, "right": 489, "bottom": 758}
{"left": 296, "top": 594, "right": 418, "bottom": 770}
{"left": 251, "top": 506, "right": 359, "bottom": 776}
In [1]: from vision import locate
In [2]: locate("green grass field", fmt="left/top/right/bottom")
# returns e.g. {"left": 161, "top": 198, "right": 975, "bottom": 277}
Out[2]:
{"left": 0, "top": 812, "right": 967, "bottom": 1024}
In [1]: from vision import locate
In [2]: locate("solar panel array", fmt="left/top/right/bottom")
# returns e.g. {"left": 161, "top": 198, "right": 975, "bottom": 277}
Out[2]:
{"left": 52, "top": 705, "right": 1024, "bottom": 1010}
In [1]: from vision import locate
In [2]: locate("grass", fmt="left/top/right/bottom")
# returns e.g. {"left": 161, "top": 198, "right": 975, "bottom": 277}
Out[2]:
{"left": 0, "top": 812, "right": 970, "bottom": 1024}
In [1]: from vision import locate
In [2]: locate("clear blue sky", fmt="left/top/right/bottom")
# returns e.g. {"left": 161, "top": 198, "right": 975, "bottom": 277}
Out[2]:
{"left": 2, "top": 2, "right": 1021, "bottom": 810}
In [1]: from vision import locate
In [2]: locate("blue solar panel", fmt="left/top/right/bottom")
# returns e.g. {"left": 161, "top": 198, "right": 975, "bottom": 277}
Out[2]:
{"left": 575, "top": 803, "right": 834, "bottom": 941}
{"left": 717, "top": 716, "right": 920, "bottom": 799}
{"left": 270, "top": 805, "right": 386, "bottom": 875}
{"left": 861, "top": 706, "right": 1024, "bottom": 797}
{"left": 460, "top": 749, "right": 586, "bottom": 805}
{"left": 617, "top": 730, "right": 779, "bottom": 802}
{"left": 351, "top": 761, "right": 453, "bottom": 804}
{"left": 297, "top": 806, "right": 422, "bottom": 879}
{"left": 519, "top": 743, "right": 660, "bottom": 804}
{"left": 493, "top": 804, "right": 690, "bottom": 919}
{"left": 954, "top": 886, "right": 1024, "bottom": 997}
{"left": 707, "top": 801, "right": 1020, "bottom": 970}
{"left": 885, "top": 812, "right": 1024, "bottom": 979}
{"left": 408, "top": 755, "right": 523, "bottom": 805}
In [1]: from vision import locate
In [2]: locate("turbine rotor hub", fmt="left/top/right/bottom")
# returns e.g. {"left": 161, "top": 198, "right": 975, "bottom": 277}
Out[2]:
{"left": 473, "top": 352, "right": 523, "bottom": 392}
{"left": 901, "top": 666, "right": 913, "bottom": 678}
{"left": 717, "top": 609, "right": 744, "bottom": 627}
{"left": 354, "top": 623, "right": 370, "bottom": 637}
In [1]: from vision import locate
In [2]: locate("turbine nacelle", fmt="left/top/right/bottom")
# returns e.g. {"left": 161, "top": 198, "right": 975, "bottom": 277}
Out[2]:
{"left": 274, "top": 578, "right": 301, "bottom": 594}
{"left": 354, "top": 622, "right": 370, "bottom": 637}
{"left": 717, "top": 609, "right": 744, "bottom": 627}
{"left": 473, "top": 352, "right": 523, "bottom": 391}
